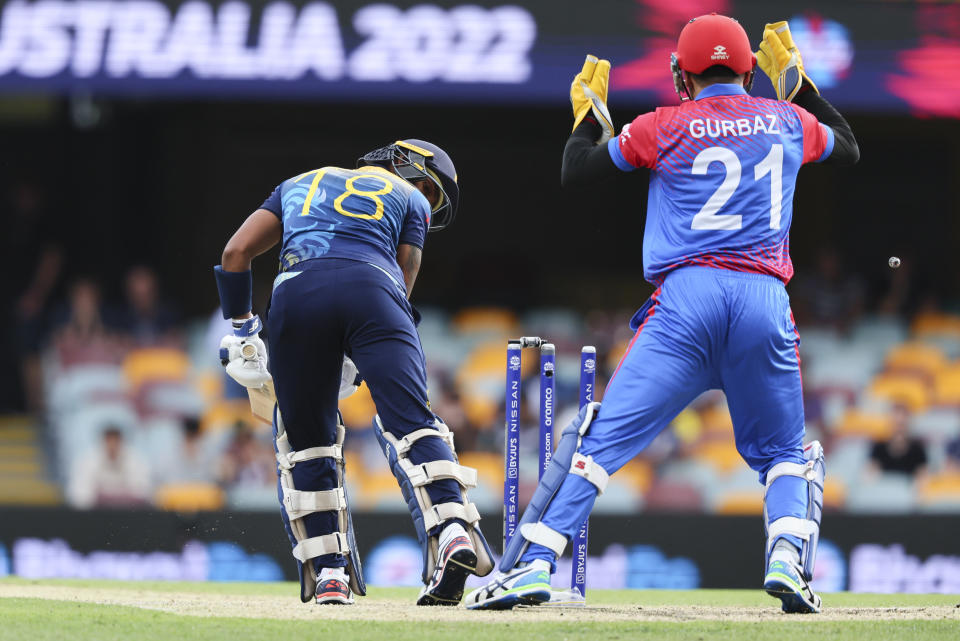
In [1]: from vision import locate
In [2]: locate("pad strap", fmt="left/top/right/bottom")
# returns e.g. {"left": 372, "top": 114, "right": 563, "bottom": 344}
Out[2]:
{"left": 283, "top": 487, "right": 346, "bottom": 520}
{"left": 292, "top": 532, "right": 351, "bottom": 561}
{"left": 520, "top": 522, "right": 567, "bottom": 556}
{"left": 765, "top": 461, "right": 813, "bottom": 489}
{"left": 569, "top": 453, "right": 609, "bottom": 493}
{"left": 422, "top": 501, "right": 481, "bottom": 531}
{"left": 277, "top": 445, "right": 342, "bottom": 470}
{"left": 405, "top": 460, "right": 478, "bottom": 488}
{"left": 394, "top": 427, "right": 454, "bottom": 456}
{"left": 766, "top": 516, "right": 818, "bottom": 551}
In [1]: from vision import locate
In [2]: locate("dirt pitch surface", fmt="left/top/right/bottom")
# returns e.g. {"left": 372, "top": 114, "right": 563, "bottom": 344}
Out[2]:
{"left": 2, "top": 583, "right": 957, "bottom": 622}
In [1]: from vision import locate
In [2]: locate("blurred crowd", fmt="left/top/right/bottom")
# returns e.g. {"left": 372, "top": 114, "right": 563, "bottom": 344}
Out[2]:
{"left": 3, "top": 179, "right": 960, "bottom": 515}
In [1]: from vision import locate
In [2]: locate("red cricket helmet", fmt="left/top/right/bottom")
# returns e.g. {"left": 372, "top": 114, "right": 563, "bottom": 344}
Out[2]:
{"left": 671, "top": 13, "right": 757, "bottom": 101}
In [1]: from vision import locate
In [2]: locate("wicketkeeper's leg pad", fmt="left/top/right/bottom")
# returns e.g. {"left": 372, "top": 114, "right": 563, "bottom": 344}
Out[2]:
{"left": 764, "top": 440, "right": 824, "bottom": 581}
{"left": 275, "top": 408, "right": 366, "bottom": 602}
{"left": 499, "top": 402, "right": 606, "bottom": 572}
{"left": 375, "top": 416, "right": 494, "bottom": 583}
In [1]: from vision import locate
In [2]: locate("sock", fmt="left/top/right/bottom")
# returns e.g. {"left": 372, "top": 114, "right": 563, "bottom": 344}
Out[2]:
{"left": 318, "top": 567, "right": 348, "bottom": 582}
{"left": 769, "top": 538, "right": 801, "bottom": 566}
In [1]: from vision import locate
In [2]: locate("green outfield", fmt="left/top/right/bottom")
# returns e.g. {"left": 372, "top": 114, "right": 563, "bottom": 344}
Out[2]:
{"left": 1, "top": 578, "right": 957, "bottom": 641}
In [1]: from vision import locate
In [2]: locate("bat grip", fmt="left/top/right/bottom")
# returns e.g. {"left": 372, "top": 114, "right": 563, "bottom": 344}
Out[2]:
{"left": 240, "top": 343, "right": 258, "bottom": 361}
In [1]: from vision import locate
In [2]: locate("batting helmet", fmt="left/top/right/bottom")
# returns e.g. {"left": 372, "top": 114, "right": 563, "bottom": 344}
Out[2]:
{"left": 358, "top": 139, "right": 459, "bottom": 231}
{"left": 671, "top": 13, "right": 756, "bottom": 101}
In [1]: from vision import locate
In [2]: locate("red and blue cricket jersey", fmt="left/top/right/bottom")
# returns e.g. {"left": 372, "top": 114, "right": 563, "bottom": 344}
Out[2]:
{"left": 608, "top": 84, "right": 834, "bottom": 285}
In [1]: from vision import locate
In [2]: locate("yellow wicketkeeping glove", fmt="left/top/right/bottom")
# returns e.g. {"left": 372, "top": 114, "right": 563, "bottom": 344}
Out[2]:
{"left": 755, "top": 21, "right": 819, "bottom": 102}
{"left": 570, "top": 55, "right": 614, "bottom": 143}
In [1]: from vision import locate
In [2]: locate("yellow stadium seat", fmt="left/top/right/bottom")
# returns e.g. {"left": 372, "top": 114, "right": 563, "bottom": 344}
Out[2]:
{"left": 339, "top": 383, "right": 377, "bottom": 428}
{"left": 155, "top": 483, "right": 225, "bottom": 511}
{"left": 123, "top": 348, "right": 191, "bottom": 388}
{"left": 606, "top": 338, "right": 631, "bottom": 373}
{"left": 700, "top": 404, "right": 734, "bottom": 434}
{"left": 868, "top": 374, "right": 930, "bottom": 413}
{"left": 834, "top": 409, "right": 894, "bottom": 439}
{"left": 458, "top": 452, "right": 504, "bottom": 488}
{"left": 461, "top": 395, "right": 498, "bottom": 427}
{"left": 715, "top": 489, "right": 763, "bottom": 515}
{"left": 617, "top": 459, "right": 654, "bottom": 493}
{"left": 355, "top": 470, "right": 402, "bottom": 508}
{"left": 194, "top": 370, "right": 224, "bottom": 404}
{"left": 912, "top": 313, "right": 960, "bottom": 339}
{"left": 884, "top": 342, "right": 947, "bottom": 378}
{"left": 823, "top": 478, "right": 847, "bottom": 510}
{"left": 200, "top": 399, "right": 256, "bottom": 432}
{"left": 918, "top": 473, "right": 960, "bottom": 504}
{"left": 671, "top": 409, "right": 704, "bottom": 446}
{"left": 694, "top": 440, "right": 743, "bottom": 474}
{"left": 450, "top": 307, "right": 518, "bottom": 334}
{"left": 932, "top": 366, "right": 960, "bottom": 406}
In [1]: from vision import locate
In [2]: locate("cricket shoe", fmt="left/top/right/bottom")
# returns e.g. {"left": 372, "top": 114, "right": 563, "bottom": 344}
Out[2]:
{"left": 763, "top": 559, "right": 821, "bottom": 614}
{"left": 463, "top": 560, "right": 552, "bottom": 610}
{"left": 315, "top": 567, "right": 354, "bottom": 605}
{"left": 417, "top": 522, "right": 478, "bottom": 606}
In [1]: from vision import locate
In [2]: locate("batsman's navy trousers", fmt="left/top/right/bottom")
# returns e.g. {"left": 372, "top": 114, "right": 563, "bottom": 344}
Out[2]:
{"left": 522, "top": 267, "right": 809, "bottom": 567}
{"left": 267, "top": 258, "right": 462, "bottom": 570}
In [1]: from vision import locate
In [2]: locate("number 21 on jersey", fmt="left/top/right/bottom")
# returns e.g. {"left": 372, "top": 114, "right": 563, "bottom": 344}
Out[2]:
{"left": 690, "top": 144, "right": 783, "bottom": 231}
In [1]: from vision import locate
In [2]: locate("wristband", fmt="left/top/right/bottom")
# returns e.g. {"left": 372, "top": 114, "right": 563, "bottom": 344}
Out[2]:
{"left": 214, "top": 265, "right": 252, "bottom": 319}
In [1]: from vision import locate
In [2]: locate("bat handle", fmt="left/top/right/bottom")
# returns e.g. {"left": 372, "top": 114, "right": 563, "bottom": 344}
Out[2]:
{"left": 240, "top": 343, "right": 258, "bottom": 361}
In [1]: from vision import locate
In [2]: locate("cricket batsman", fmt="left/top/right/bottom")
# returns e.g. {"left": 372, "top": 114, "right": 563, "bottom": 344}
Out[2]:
{"left": 466, "top": 14, "right": 858, "bottom": 612}
{"left": 214, "top": 140, "right": 494, "bottom": 605}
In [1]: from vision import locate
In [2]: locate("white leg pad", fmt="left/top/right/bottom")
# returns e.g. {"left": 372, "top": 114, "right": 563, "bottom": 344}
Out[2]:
{"left": 375, "top": 415, "right": 495, "bottom": 583}
{"left": 275, "top": 413, "right": 364, "bottom": 599}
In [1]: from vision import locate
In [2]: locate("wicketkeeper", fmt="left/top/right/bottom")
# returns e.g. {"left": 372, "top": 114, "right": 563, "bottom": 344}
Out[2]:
{"left": 466, "top": 14, "right": 858, "bottom": 613}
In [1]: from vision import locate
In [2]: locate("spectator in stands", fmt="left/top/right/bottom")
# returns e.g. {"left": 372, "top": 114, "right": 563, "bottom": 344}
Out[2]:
{"left": 0, "top": 178, "right": 63, "bottom": 412}
{"left": 791, "top": 246, "right": 864, "bottom": 330}
{"left": 217, "top": 422, "right": 275, "bottom": 490}
{"left": 111, "top": 266, "right": 182, "bottom": 347}
{"left": 945, "top": 436, "right": 960, "bottom": 474}
{"left": 67, "top": 426, "right": 152, "bottom": 508}
{"left": 155, "top": 417, "right": 219, "bottom": 485}
{"left": 49, "top": 278, "right": 121, "bottom": 366}
{"left": 868, "top": 405, "right": 928, "bottom": 478}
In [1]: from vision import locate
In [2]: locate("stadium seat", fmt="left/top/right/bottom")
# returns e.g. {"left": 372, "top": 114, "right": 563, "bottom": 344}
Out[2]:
{"left": 846, "top": 473, "right": 916, "bottom": 513}
{"left": 155, "top": 482, "right": 226, "bottom": 511}
{"left": 693, "top": 440, "right": 743, "bottom": 474}
{"left": 338, "top": 383, "right": 377, "bottom": 429}
{"left": 713, "top": 488, "right": 763, "bottom": 515}
{"left": 834, "top": 409, "right": 895, "bottom": 440}
{"left": 917, "top": 473, "right": 960, "bottom": 511}
{"left": 123, "top": 348, "right": 191, "bottom": 389}
{"left": 450, "top": 307, "right": 517, "bottom": 335}
{"left": 932, "top": 365, "right": 960, "bottom": 406}
{"left": 909, "top": 408, "right": 960, "bottom": 440}
{"left": 912, "top": 312, "right": 960, "bottom": 339}
{"left": 884, "top": 342, "right": 948, "bottom": 379}
{"left": 867, "top": 373, "right": 931, "bottom": 413}
{"left": 642, "top": 480, "right": 703, "bottom": 512}
{"left": 827, "top": 438, "right": 871, "bottom": 485}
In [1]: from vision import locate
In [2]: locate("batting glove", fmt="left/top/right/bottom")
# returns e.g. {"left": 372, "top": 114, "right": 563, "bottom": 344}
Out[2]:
{"left": 339, "top": 356, "right": 362, "bottom": 399}
{"left": 756, "top": 21, "right": 819, "bottom": 102}
{"left": 570, "top": 55, "right": 614, "bottom": 143}
{"left": 220, "top": 315, "right": 271, "bottom": 390}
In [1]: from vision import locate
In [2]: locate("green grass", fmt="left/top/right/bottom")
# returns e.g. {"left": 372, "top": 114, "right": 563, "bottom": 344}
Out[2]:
{"left": 1, "top": 579, "right": 957, "bottom": 641}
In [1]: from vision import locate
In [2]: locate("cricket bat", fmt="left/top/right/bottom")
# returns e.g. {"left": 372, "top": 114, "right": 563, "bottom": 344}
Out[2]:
{"left": 248, "top": 378, "right": 276, "bottom": 424}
